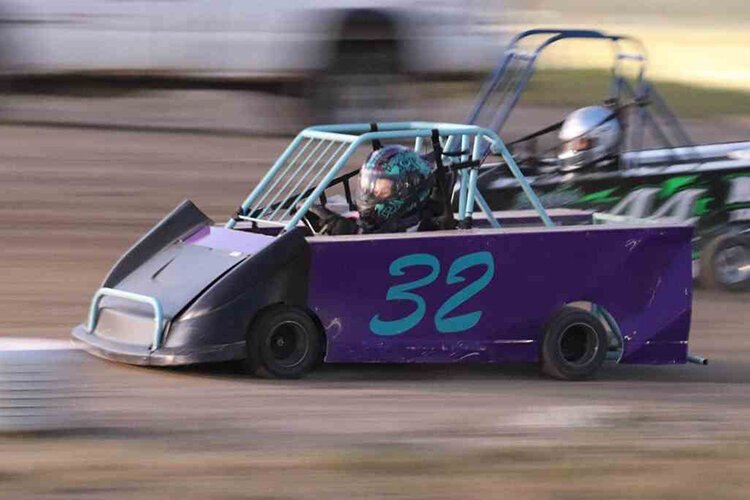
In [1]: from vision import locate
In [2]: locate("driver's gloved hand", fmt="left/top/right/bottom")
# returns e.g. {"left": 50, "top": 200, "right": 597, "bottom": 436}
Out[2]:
{"left": 307, "top": 204, "right": 359, "bottom": 235}
{"left": 308, "top": 204, "right": 337, "bottom": 221}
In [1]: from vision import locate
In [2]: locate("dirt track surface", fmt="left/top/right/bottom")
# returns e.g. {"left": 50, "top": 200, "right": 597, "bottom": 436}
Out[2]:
{"left": 0, "top": 125, "right": 749, "bottom": 498}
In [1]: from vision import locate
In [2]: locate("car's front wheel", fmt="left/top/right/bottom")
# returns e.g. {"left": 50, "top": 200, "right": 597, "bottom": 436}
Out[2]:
{"left": 245, "top": 306, "right": 323, "bottom": 379}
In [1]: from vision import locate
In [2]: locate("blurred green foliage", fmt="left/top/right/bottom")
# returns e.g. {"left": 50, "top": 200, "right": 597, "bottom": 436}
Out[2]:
{"left": 522, "top": 69, "right": 750, "bottom": 118}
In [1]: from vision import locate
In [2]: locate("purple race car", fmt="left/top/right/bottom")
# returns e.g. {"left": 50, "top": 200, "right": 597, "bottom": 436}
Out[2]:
{"left": 72, "top": 122, "right": 702, "bottom": 380}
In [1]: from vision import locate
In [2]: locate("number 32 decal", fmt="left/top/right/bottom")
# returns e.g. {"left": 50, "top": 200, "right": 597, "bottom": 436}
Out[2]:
{"left": 369, "top": 251, "right": 495, "bottom": 336}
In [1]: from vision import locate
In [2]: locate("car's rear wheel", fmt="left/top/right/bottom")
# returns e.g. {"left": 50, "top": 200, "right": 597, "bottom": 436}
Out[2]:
{"left": 540, "top": 306, "right": 608, "bottom": 381}
{"left": 699, "top": 233, "right": 750, "bottom": 292}
{"left": 245, "top": 306, "right": 322, "bottom": 379}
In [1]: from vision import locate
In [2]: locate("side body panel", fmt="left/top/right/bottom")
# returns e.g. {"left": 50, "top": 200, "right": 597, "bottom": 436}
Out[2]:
{"left": 308, "top": 225, "right": 692, "bottom": 365}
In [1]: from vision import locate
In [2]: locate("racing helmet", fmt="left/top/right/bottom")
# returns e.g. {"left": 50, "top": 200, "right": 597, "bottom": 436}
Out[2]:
{"left": 357, "top": 144, "right": 434, "bottom": 230}
{"left": 558, "top": 106, "right": 622, "bottom": 171}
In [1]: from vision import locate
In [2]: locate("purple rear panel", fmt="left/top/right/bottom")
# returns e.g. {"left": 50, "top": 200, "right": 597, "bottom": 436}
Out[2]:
{"left": 308, "top": 224, "right": 692, "bottom": 365}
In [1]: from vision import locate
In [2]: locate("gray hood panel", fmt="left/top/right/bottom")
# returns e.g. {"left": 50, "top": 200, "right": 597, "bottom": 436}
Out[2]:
{"left": 105, "top": 242, "right": 244, "bottom": 319}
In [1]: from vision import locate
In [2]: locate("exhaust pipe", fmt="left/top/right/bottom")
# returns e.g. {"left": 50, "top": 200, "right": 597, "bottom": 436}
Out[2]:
{"left": 687, "top": 354, "right": 708, "bottom": 365}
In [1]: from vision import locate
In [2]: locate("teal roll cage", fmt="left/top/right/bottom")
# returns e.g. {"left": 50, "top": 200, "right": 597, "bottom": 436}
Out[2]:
{"left": 226, "top": 122, "right": 553, "bottom": 232}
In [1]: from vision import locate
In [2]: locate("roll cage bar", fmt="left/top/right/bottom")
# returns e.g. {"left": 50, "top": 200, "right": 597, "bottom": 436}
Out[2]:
{"left": 226, "top": 122, "right": 554, "bottom": 232}
{"left": 466, "top": 29, "right": 697, "bottom": 167}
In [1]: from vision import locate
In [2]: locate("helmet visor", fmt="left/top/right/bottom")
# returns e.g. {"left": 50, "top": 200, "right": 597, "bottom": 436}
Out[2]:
{"left": 359, "top": 169, "right": 398, "bottom": 205}
{"left": 362, "top": 177, "right": 394, "bottom": 200}
{"left": 562, "top": 136, "right": 594, "bottom": 155}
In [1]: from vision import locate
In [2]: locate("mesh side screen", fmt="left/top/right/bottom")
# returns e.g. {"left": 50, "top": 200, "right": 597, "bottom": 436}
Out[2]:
{"left": 245, "top": 137, "right": 352, "bottom": 223}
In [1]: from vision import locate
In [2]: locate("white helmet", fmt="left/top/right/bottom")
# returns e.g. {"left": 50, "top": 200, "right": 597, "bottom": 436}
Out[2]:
{"left": 558, "top": 106, "right": 622, "bottom": 171}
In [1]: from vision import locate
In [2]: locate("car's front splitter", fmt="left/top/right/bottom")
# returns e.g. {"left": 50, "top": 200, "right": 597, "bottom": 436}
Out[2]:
{"left": 71, "top": 324, "right": 246, "bottom": 367}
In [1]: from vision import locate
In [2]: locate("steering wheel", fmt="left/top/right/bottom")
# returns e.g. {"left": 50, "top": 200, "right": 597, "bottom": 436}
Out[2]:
{"left": 297, "top": 203, "right": 335, "bottom": 235}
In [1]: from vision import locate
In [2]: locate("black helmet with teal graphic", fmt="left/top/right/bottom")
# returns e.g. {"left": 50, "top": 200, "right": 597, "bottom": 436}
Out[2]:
{"left": 357, "top": 145, "right": 434, "bottom": 230}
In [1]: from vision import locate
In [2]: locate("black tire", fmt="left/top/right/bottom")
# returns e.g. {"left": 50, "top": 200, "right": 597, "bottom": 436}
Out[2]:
{"left": 540, "top": 306, "right": 608, "bottom": 381}
{"left": 699, "top": 233, "right": 750, "bottom": 292}
{"left": 310, "top": 39, "right": 403, "bottom": 124}
{"left": 245, "top": 306, "right": 323, "bottom": 379}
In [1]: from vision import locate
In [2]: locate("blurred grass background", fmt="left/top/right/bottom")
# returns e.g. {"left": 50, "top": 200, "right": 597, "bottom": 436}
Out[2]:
{"left": 430, "top": 68, "right": 750, "bottom": 119}
{"left": 499, "top": 0, "right": 750, "bottom": 94}
{"left": 522, "top": 69, "right": 750, "bottom": 118}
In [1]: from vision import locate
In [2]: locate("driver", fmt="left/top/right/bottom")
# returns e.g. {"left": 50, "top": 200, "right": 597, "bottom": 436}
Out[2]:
{"left": 557, "top": 105, "right": 623, "bottom": 171}
{"left": 307, "top": 144, "right": 438, "bottom": 235}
